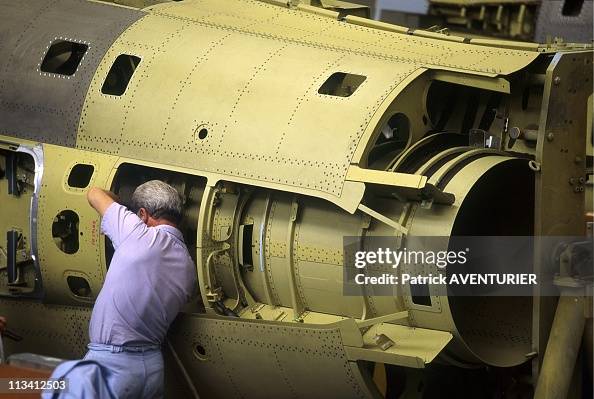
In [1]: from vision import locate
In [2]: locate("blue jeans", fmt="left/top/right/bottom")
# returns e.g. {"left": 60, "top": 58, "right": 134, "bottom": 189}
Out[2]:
{"left": 84, "top": 343, "right": 164, "bottom": 399}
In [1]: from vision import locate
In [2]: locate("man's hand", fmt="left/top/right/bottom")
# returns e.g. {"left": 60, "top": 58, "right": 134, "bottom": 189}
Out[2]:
{"left": 0, "top": 316, "right": 6, "bottom": 333}
{"left": 87, "top": 187, "right": 119, "bottom": 216}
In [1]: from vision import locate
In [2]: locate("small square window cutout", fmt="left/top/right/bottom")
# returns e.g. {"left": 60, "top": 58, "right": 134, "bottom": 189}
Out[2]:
{"left": 40, "top": 40, "right": 88, "bottom": 76}
{"left": 318, "top": 72, "right": 366, "bottom": 97}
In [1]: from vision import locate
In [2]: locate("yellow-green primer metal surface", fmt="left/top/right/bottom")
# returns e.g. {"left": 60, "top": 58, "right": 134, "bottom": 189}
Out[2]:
{"left": 0, "top": 0, "right": 591, "bottom": 397}
{"left": 77, "top": 0, "right": 539, "bottom": 212}
{"left": 37, "top": 145, "right": 119, "bottom": 304}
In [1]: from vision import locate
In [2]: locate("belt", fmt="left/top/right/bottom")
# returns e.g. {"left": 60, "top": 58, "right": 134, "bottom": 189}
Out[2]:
{"left": 88, "top": 343, "right": 161, "bottom": 353}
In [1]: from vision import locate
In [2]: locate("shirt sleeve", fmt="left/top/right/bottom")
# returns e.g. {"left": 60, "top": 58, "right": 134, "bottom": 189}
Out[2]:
{"left": 100, "top": 202, "right": 146, "bottom": 249}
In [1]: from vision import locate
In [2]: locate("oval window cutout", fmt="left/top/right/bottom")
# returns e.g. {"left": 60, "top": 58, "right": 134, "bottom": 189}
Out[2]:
{"left": 68, "top": 164, "right": 94, "bottom": 188}
{"left": 67, "top": 275, "right": 92, "bottom": 298}
{"left": 193, "top": 343, "right": 208, "bottom": 361}
{"left": 52, "top": 210, "right": 79, "bottom": 254}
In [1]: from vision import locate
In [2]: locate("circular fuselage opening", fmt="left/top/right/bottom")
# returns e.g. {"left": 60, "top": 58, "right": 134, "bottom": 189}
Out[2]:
{"left": 447, "top": 159, "right": 535, "bottom": 367}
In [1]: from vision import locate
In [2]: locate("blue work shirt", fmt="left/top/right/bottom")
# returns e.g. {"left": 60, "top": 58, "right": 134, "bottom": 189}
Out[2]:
{"left": 89, "top": 202, "right": 196, "bottom": 346}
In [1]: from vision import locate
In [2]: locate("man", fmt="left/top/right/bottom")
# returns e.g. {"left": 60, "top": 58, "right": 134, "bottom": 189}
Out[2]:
{"left": 70, "top": 180, "right": 195, "bottom": 398}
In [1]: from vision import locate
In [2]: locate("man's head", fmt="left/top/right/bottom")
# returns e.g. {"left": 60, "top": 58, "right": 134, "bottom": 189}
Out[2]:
{"left": 131, "top": 180, "right": 183, "bottom": 227}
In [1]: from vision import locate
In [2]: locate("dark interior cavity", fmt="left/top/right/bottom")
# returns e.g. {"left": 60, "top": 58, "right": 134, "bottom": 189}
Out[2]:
{"left": 447, "top": 159, "right": 535, "bottom": 366}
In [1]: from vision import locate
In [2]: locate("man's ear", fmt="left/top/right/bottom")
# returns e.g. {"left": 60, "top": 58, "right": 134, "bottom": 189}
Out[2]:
{"left": 138, "top": 208, "right": 149, "bottom": 224}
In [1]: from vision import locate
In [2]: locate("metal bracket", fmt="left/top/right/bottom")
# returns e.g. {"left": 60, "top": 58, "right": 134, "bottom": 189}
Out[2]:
{"left": 347, "top": 166, "right": 455, "bottom": 205}
{"left": 358, "top": 204, "right": 408, "bottom": 235}
{"left": 5, "top": 152, "right": 20, "bottom": 197}
{"left": 287, "top": 198, "right": 305, "bottom": 320}
{"left": 6, "top": 230, "right": 20, "bottom": 285}
{"left": 356, "top": 310, "right": 409, "bottom": 330}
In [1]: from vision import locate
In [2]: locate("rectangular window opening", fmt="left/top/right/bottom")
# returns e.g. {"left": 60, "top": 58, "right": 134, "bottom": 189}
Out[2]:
{"left": 562, "top": 0, "right": 584, "bottom": 16}
{"left": 318, "top": 72, "right": 366, "bottom": 97}
{"left": 411, "top": 283, "right": 432, "bottom": 306}
{"left": 40, "top": 40, "right": 88, "bottom": 76}
{"left": 67, "top": 164, "right": 94, "bottom": 189}
{"left": 107, "top": 163, "right": 207, "bottom": 268}
{"left": 101, "top": 54, "right": 141, "bottom": 96}
{"left": 239, "top": 224, "right": 254, "bottom": 271}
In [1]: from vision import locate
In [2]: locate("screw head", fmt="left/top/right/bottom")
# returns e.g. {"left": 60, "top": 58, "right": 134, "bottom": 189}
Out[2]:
{"left": 546, "top": 132, "right": 555, "bottom": 141}
{"left": 554, "top": 76, "right": 561, "bottom": 85}
{"left": 569, "top": 177, "right": 576, "bottom": 185}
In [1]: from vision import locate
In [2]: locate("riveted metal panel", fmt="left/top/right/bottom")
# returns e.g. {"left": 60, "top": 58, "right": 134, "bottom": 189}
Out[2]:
{"left": 77, "top": 4, "right": 416, "bottom": 202}
{"left": 156, "top": 0, "right": 538, "bottom": 75}
{"left": 0, "top": 0, "right": 144, "bottom": 147}
{"left": 532, "top": 51, "right": 593, "bottom": 377}
{"left": 0, "top": 300, "right": 91, "bottom": 360}
{"left": 36, "top": 144, "right": 120, "bottom": 305}
{"left": 77, "top": 0, "right": 538, "bottom": 209}
{"left": 168, "top": 313, "right": 380, "bottom": 399}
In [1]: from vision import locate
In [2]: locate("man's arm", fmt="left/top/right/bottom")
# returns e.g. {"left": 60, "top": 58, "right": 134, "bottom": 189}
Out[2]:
{"left": 87, "top": 187, "right": 119, "bottom": 216}
{"left": 88, "top": 187, "right": 145, "bottom": 249}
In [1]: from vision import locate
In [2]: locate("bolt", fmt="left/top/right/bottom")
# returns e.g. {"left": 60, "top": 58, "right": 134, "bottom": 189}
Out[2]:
{"left": 554, "top": 76, "right": 561, "bottom": 85}
{"left": 509, "top": 126, "right": 521, "bottom": 139}
{"left": 574, "top": 186, "right": 580, "bottom": 192}
{"left": 569, "top": 177, "right": 576, "bottom": 185}
{"left": 578, "top": 177, "right": 585, "bottom": 184}
{"left": 546, "top": 132, "right": 555, "bottom": 141}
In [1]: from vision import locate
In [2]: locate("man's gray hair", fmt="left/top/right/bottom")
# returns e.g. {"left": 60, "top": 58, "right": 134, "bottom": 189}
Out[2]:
{"left": 131, "top": 180, "right": 183, "bottom": 224}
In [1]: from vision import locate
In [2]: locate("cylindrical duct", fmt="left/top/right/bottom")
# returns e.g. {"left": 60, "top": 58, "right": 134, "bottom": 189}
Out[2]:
{"left": 231, "top": 141, "right": 534, "bottom": 367}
